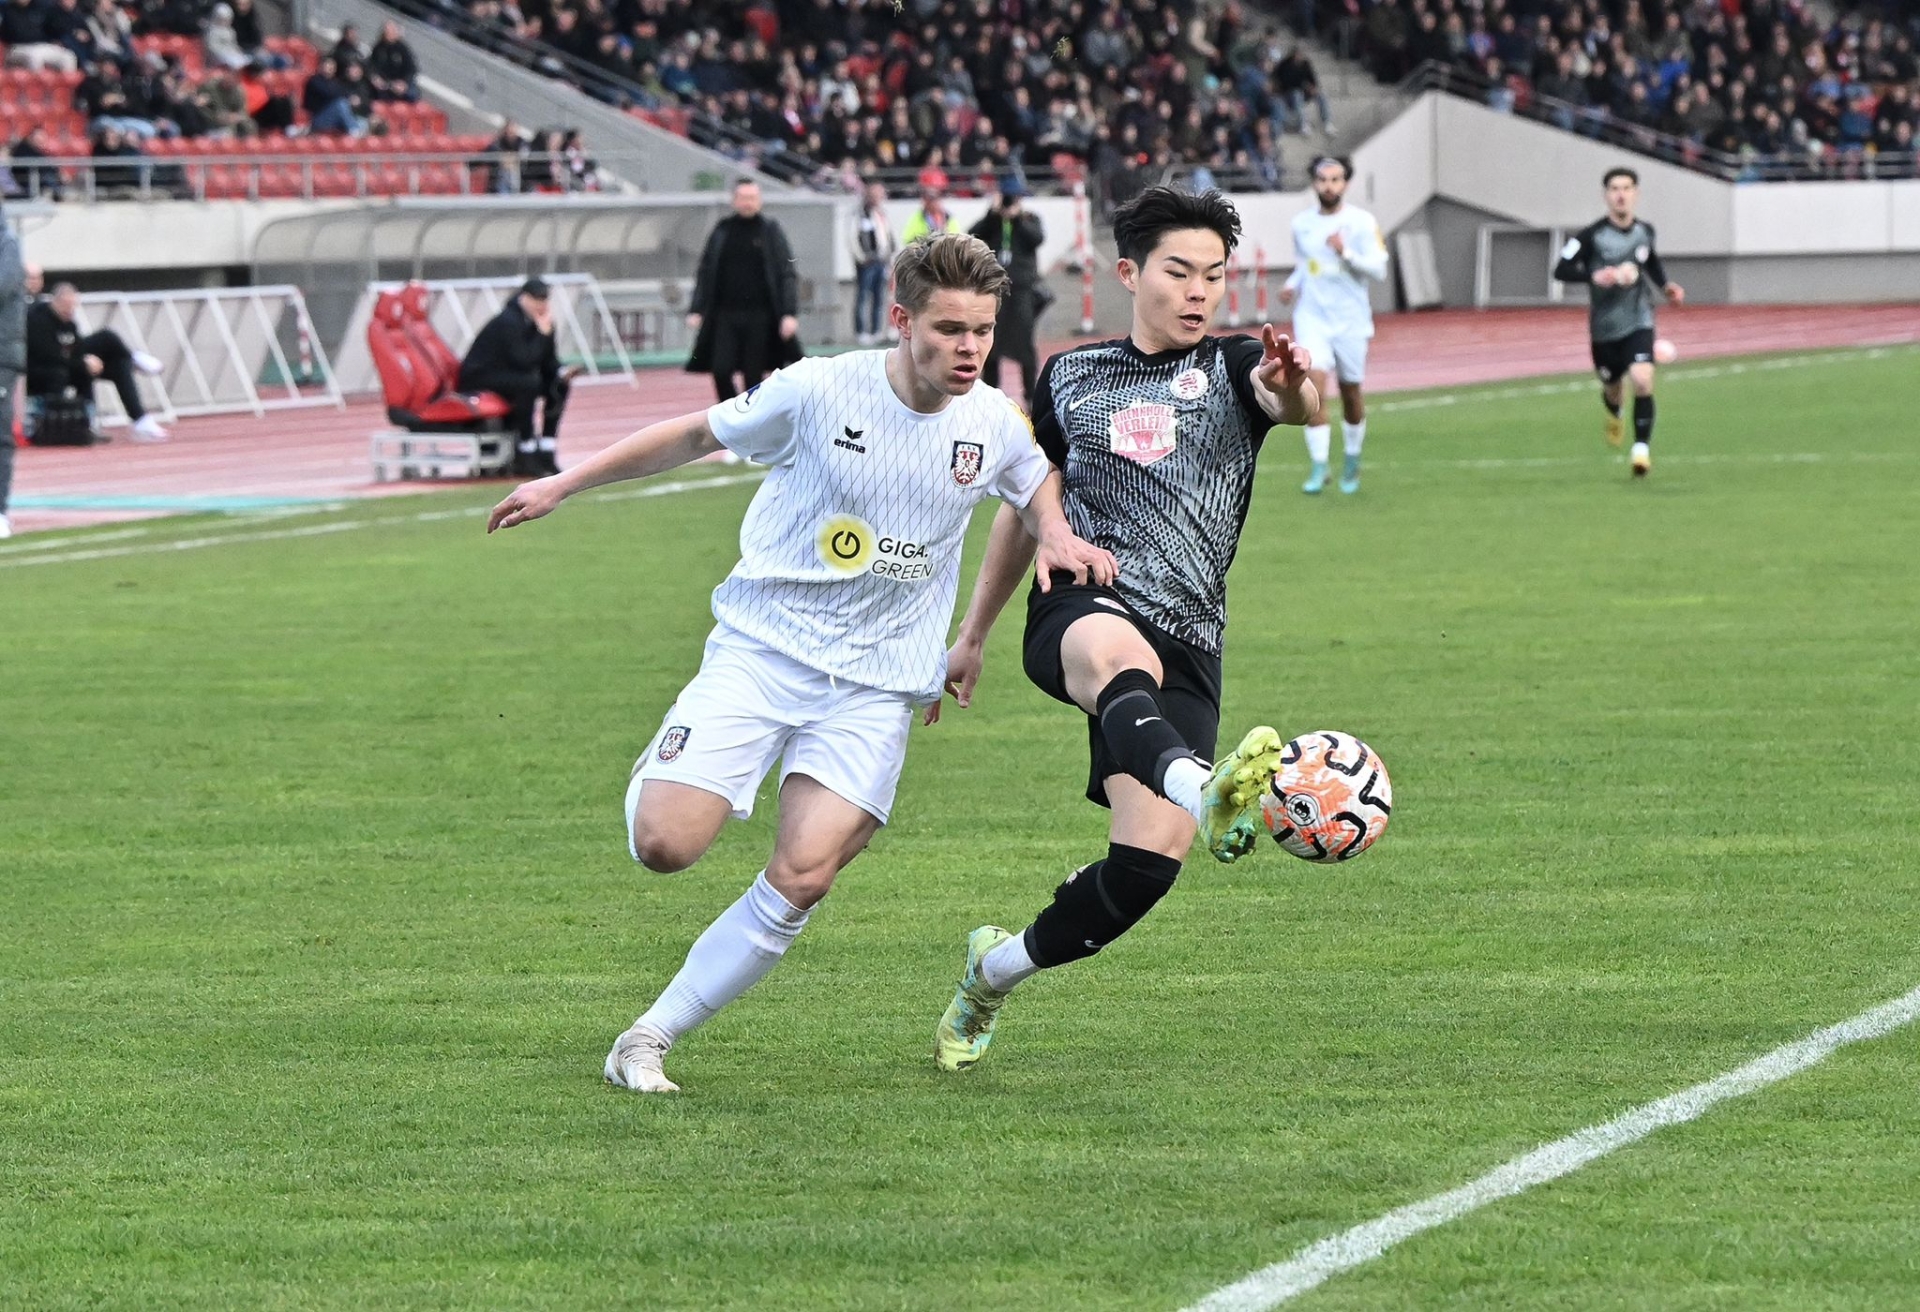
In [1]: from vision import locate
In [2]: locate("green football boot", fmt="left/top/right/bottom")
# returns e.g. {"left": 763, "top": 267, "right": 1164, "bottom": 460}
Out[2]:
{"left": 1199, "top": 725, "right": 1285, "bottom": 863}
{"left": 934, "top": 925, "right": 1013, "bottom": 1072}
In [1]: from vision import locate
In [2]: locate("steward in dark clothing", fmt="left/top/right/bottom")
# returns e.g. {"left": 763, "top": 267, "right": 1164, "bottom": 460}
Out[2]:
{"left": 26, "top": 290, "right": 151, "bottom": 422}
{"left": 458, "top": 277, "right": 571, "bottom": 476}
{"left": 684, "top": 179, "right": 803, "bottom": 401}
{"left": 967, "top": 173, "right": 1046, "bottom": 402}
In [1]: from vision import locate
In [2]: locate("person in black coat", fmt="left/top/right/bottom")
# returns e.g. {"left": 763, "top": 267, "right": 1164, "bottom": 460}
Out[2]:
{"left": 458, "top": 277, "right": 573, "bottom": 476}
{"left": 683, "top": 178, "right": 802, "bottom": 401}
{"left": 966, "top": 172, "right": 1046, "bottom": 402}
{"left": 27, "top": 281, "right": 169, "bottom": 441}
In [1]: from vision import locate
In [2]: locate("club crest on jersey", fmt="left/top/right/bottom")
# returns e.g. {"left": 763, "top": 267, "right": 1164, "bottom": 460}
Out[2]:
{"left": 1635, "top": 244, "right": 1650, "bottom": 262}
{"left": 1108, "top": 401, "right": 1178, "bottom": 465}
{"left": 1170, "top": 367, "right": 1209, "bottom": 401}
{"left": 657, "top": 726, "right": 691, "bottom": 762}
{"left": 951, "top": 440, "right": 984, "bottom": 486}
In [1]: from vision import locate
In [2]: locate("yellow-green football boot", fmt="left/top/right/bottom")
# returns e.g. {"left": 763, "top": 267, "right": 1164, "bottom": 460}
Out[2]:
{"left": 1199, "top": 725, "right": 1285, "bottom": 863}
{"left": 934, "top": 925, "right": 1013, "bottom": 1072}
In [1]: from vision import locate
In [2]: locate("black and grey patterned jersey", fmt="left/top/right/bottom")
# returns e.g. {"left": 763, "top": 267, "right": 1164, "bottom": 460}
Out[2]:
{"left": 1553, "top": 218, "right": 1667, "bottom": 343}
{"left": 1033, "top": 334, "right": 1271, "bottom": 656}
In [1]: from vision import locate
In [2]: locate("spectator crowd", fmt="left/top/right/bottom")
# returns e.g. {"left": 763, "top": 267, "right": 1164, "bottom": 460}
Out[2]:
{"left": 2, "top": 1, "right": 605, "bottom": 198}
{"left": 425, "top": 0, "right": 1341, "bottom": 204}
{"left": 1341, "top": 0, "right": 1920, "bottom": 177}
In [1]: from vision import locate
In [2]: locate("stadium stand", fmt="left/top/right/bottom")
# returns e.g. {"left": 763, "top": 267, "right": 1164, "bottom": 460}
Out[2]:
{"left": 361, "top": 0, "right": 1343, "bottom": 200}
{"left": 0, "top": 18, "right": 609, "bottom": 199}
{"left": 1342, "top": 0, "right": 1920, "bottom": 180}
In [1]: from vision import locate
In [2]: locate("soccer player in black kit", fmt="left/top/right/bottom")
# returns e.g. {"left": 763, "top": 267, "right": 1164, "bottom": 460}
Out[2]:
{"left": 930, "top": 187, "right": 1318, "bottom": 1071}
{"left": 1553, "top": 166, "right": 1685, "bottom": 477}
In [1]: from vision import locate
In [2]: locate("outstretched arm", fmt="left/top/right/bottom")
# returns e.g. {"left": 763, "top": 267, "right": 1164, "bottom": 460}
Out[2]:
{"left": 930, "top": 475, "right": 1116, "bottom": 724}
{"left": 486, "top": 410, "right": 721, "bottom": 532}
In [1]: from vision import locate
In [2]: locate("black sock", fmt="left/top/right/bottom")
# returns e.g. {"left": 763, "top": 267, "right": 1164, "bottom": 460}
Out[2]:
{"left": 1094, "top": 669, "right": 1199, "bottom": 798}
{"left": 1603, "top": 395, "right": 1622, "bottom": 417}
{"left": 1025, "top": 843, "right": 1183, "bottom": 968}
{"left": 1633, "top": 394, "right": 1655, "bottom": 446}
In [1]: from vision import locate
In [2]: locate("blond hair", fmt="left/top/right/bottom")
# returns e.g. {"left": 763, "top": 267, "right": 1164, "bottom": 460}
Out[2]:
{"left": 891, "top": 233, "right": 1009, "bottom": 313}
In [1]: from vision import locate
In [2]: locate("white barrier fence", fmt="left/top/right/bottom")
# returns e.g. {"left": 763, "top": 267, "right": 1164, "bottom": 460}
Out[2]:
{"left": 330, "top": 274, "right": 638, "bottom": 398}
{"left": 77, "top": 285, "right": 343, "bottom": 427}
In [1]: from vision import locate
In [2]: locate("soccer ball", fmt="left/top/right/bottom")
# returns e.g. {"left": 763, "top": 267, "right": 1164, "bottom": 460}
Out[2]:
{"left": 1259, "top": 731, "right": 1392, "bottom": 863}
{"left": 1653, "top": 337, "right": 1678, "bottom": 364}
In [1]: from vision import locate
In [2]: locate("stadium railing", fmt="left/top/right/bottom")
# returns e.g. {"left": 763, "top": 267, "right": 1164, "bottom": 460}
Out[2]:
{"left": 75, "top": 285, "right": 343, "bottom": 427}
{"left": 7, "top": 147, "right": 575, "bottom": 203}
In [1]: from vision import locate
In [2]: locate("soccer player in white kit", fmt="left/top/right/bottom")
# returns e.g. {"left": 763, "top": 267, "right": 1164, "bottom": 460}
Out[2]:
{"left": 1280, "top": 156, "right": 1389, "bottom": 496}
{"left": 486, "top": 234, "right": 1115, "bottom": 1093}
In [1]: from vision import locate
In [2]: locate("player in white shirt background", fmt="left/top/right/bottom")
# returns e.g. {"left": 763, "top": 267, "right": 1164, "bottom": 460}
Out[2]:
{"left": 1281, "top": 156, "right": 1389, "bottom": 496}
{"left": 486, "top": 234, "right": 1115, "bottom": 1093}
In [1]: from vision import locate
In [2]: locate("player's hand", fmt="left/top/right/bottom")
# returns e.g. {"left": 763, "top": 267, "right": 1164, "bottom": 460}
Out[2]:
{"left": 1326, "top": 231, "right": 1346, "bottom": 256}
{"left": 486, "top": 475, "right": 567, "bottom": 533}
{"left": 1033, "top": 527, "right": 1118, "bottom": 593}
{"left": 1665, "top": 281, "right": 1685, "bottom": 305}
{"left": 927, "top": 636, "right": 985, "bottom": 725}
{"left": 685, "top": 313, "right": 701, "bottom": 332}
{"left": 778, "top": 314, "right": 799, "bottom": 340}
{"left": 1278, "top": 284, "right": 1297, "bottom": 306}
{"left": 1255, "top": 323, "right": 1311, "bottom": 395}
{"left": 1591, "top": 266, "right": 1617, "bottom": 288}
{"left": 84, "top": 354, "right": 104, "bottom": 376}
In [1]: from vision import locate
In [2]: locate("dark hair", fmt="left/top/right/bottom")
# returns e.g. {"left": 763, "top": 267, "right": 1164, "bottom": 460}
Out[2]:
{"left": 1111, "top": 186, "right": 1241, "bottom": 265}
{"left": 1310, "top": 155, "right": 1352, "bottom": 181}
{"left": 732, "top": 176, "right": 759, "bottom": 191}
{"left": 1604, "top": 166, "right": 1639, "bottom": 186}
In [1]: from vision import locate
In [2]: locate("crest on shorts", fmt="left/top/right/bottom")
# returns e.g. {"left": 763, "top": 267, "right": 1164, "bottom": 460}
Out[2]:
{"left": 1170, "top": 367, "right": 1209, "bottom": 401}
{"left": 951, "top": 440, "right": 984, "bottom": 486}
{"left": 1109, "top": 401, "right": 1178, "bottom": 465}
{"left": 657, "top": 726, "right": 692, "bottom": 762}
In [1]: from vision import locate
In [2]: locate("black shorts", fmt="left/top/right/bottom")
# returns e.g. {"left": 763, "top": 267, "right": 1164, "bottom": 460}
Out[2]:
{"left": 1591, "top": 328, "right": 1655, "bottom": 383}
{"left": 1022, "top": 574, "right": 1223, "bottom": 808}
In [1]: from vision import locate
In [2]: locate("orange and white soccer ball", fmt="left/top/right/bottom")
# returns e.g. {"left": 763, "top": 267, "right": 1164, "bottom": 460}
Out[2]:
{"left": 1259, "top": 731, "right": 1392, "bottom": 863}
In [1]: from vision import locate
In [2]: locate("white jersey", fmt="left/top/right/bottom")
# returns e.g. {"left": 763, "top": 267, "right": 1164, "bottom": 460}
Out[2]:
{"left": 705, "top": 350, "right": 1049, "bottom": 701}
{"left": 1286, "top": 203, "right": 1389, "bottom": 338}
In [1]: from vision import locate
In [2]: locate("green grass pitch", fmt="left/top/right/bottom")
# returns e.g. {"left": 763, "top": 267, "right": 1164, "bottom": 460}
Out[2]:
{"left": 4, "top": 346, "right": 1918, "bottom": 1310}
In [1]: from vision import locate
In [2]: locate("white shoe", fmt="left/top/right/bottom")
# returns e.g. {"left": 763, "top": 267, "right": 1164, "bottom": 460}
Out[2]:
{"left": 0, "top": 512, "right": 11, "bottom": 539}
{"left": 130, "top": 415, "right": 170, "bottom": 442}
{"left": 132, "top": 350, "right": 164, "bottom": 376}
{"left": 1630, "top": 440, "right": 1651, "bottom": 477}
{"left": 604, "top": 1023, "right": 679, "bottom": 1093}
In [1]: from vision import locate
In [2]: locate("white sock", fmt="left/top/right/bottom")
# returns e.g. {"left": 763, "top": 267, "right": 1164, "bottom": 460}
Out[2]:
{"left": 1304, "top": 423, "right": 1331, "bottom": 464}
{"left": 537, "top": 437, "right": 557, "bottom": 453}
{"left": 1342, "top": 418, "right": 1366, "bottom": 456}
{"left": 1162, "top": 756, "right": 1210, "bottom": 826}
{"left": 982, "top": 932, "right": 1040, "bottom": 993}
{"left": 635, "top": 872, "right": 810, "bottom": 1044}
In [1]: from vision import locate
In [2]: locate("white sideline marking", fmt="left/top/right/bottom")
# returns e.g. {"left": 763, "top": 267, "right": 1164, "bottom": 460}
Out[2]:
{"left": 1370, "top": 342, "right": 1914, "bottom": 416}
{"left": 1183, "top": 981, "right": 1920, "bottom": 1312}
{"left": 0, "top": 472, "right": 767, "bottom": 569}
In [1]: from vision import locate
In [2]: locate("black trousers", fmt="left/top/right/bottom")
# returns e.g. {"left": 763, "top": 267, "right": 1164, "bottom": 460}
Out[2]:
{"left": 709, "top": 310, "right": 774, "bottom": 401}
{"left": 986, "top": 301, "right": 1037, "bottom": 403}
{"left": 465, "top": 370, "right": 570, "bottom": 442}
{"left": 63, "top": 330, "right": 145, "bottom": 421}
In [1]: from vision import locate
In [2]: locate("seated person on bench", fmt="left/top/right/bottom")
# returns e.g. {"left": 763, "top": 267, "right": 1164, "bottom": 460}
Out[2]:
{"left": 457, "top": 277, "right": 577, "bottom": 477}
{"left": 26, "top": 281, "right": 168, "bottom": 442}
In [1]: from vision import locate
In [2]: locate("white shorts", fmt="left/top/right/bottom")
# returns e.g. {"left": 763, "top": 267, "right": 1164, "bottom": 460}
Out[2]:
{"left": 625, "top": 626, "right": 915, "bottom": 853}
{"left": 1291, "top": 316, "right": 1371, "bottom": 386}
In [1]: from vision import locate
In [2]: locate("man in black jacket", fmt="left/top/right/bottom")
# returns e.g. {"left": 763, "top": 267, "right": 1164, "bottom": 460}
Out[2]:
{"left": 966, "top": 172, "right": 1046, "bottom": 402}
{"left": 27, "top": 281, "right": 168, "bottom": 441}
{"left": 458, "top": 277, "right": 572, "bottom": 476}
{"left": 683, "top": 178, "right": 802, "bottom": 402}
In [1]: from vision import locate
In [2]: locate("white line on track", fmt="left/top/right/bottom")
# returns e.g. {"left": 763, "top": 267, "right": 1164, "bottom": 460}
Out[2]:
{"left": 1183, "top": 980, "right": 1920, "bottom": 1312}
{"left": 0, "top": 471, "right": 768, "bottom": 569}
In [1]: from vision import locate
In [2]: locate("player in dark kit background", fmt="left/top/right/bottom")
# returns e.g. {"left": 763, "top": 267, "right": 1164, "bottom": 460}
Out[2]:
{"left": 1553, "top": 166, "right": 1685, "bottom": 477}
{"left": 929, "top": 186, "right": 1318, "bottom": 1072}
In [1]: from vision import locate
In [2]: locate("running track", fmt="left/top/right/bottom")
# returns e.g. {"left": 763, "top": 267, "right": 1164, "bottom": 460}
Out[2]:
{"left": 9, "top": 303, "right": 1918, "bottom": 535}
